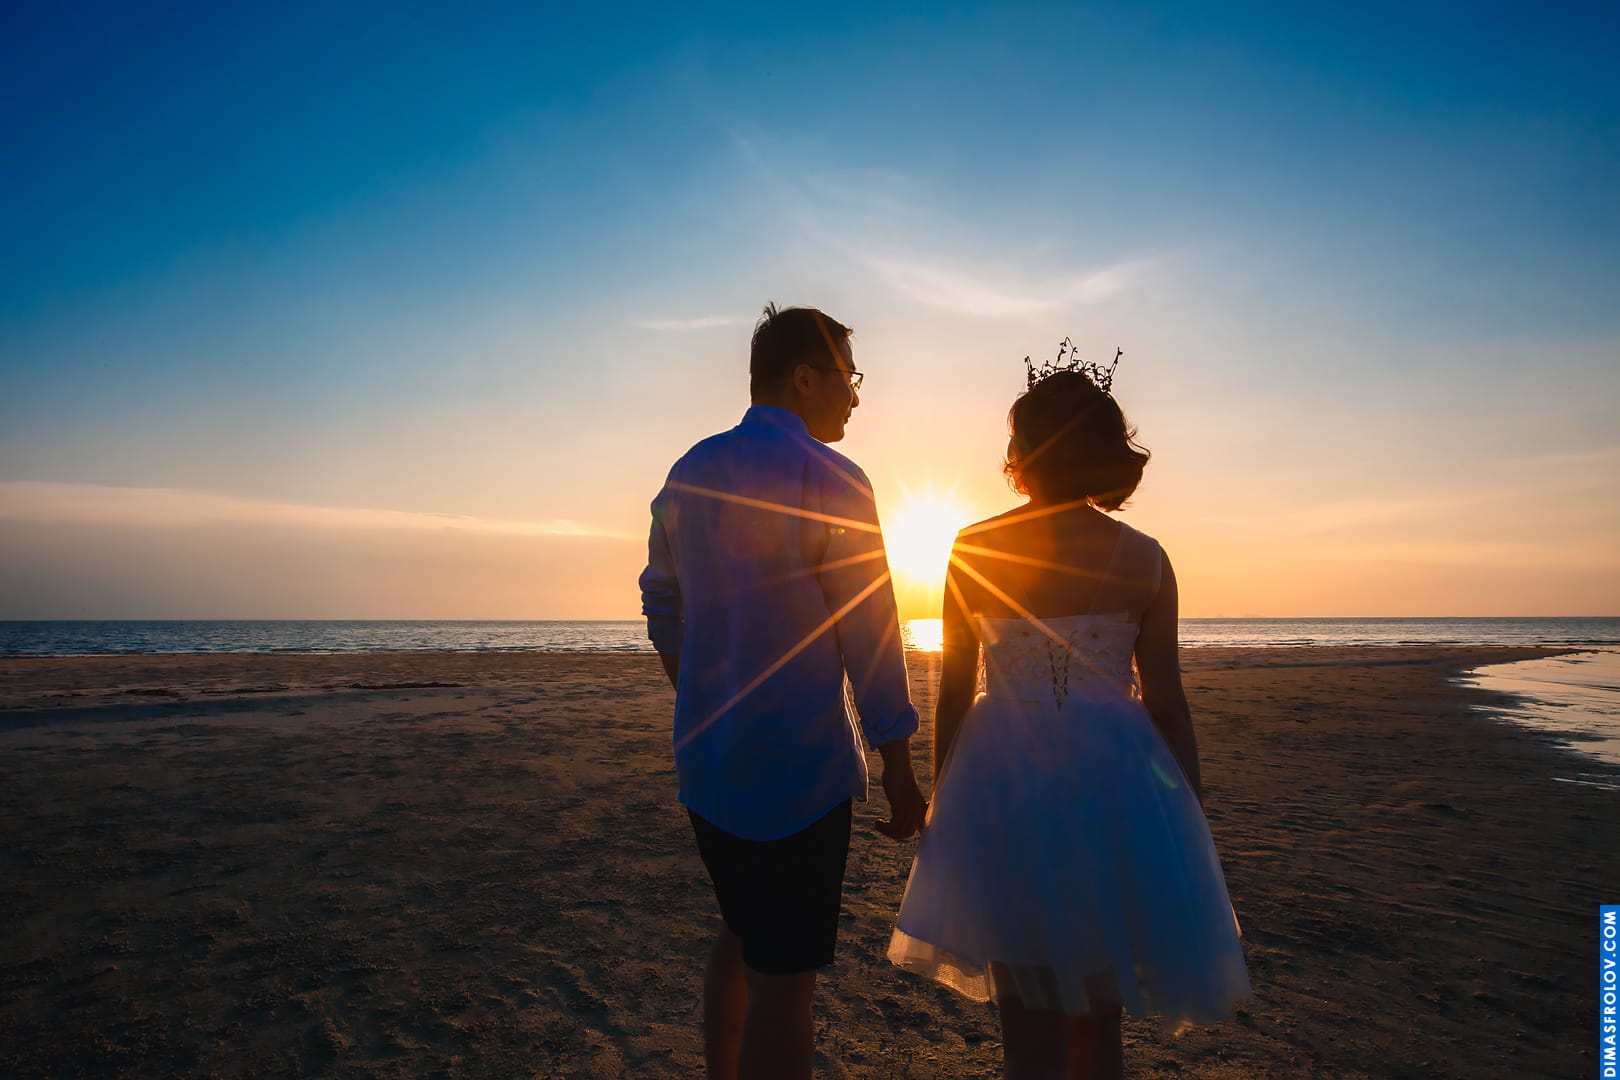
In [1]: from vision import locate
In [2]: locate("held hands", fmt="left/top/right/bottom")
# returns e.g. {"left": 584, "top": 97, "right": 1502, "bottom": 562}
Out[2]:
{"left": 876, "top": 761, "right": 928, "bottom": 840}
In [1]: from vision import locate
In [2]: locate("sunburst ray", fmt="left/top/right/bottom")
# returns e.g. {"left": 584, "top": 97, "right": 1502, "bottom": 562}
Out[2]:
{"left": 668, "top": 481, "right": 881, "bottom": 534}
{"left": 674, "top": 569, "right": 895, "bottom": 753}
{"left": 947, "top": 553, "right": 1078, "bottom": 655}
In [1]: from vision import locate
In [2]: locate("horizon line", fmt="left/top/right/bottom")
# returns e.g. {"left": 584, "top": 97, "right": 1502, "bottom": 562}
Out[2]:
{"left": 2, "top": 615, "right": 1617, "bottom": 623}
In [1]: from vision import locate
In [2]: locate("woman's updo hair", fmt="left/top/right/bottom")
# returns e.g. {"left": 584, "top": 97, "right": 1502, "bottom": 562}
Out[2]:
{"left": 1003, "top": 371, "right": 1150, "bottom": 511}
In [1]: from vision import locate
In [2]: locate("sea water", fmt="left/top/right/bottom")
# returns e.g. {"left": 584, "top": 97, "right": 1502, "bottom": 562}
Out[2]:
{"left": 1460, "top": 648, "right": 1620, "bottom": 781}
{"left": 4, "top": 617, "right": 1617, "bottom": 657}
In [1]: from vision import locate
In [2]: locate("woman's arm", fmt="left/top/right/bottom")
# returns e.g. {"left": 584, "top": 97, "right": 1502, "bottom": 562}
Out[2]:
{"left": 932, "top": 553, "right": 980, "bottom": 788}
{"left": 1135, "top": 550, "right": 1202, "bottom": 800}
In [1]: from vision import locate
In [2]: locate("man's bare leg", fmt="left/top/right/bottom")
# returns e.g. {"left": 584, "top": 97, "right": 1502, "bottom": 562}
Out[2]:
{"left": 1062, "top": 1010, "right": 1127, "bottom": 1080}
{"left": 998, "top": 994, "right": 1067, "bottom": 1079}
{"left": 1065, "top": 1007, "right": 1123, "bottom": 1080}
{"left": 703, "top": 927, "right": 748, "bottom": 1080}
{"left": 738, "top": 968, "right": 817, "bottom": 1080}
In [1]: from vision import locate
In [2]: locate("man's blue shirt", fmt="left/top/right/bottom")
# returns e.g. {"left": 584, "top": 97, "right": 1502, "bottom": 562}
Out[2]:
{"left": 639, "top": 405, "right": 919, "bottom": 841}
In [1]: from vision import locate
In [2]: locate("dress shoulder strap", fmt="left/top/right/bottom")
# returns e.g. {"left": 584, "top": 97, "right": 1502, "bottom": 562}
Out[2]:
{"left": 1111, "top": 522, "right": 1165, "bottom": 617}
{"left": 1137, "top": 527, "right": 1164, "bottom": 597}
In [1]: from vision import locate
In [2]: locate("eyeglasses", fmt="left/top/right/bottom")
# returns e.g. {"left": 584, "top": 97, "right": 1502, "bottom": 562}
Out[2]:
{"left": 809, "top": 366, "right": 863, "bottom": 392}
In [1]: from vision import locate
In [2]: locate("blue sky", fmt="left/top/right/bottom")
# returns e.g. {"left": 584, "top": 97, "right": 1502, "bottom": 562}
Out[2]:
{"left": 2, "top": 3, "right": 1617, "bottom": 617}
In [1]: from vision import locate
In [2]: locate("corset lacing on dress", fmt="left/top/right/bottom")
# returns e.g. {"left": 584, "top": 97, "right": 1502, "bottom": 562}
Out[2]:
{"left": 979, "top": 612, "right": 1142, "bottom": 708}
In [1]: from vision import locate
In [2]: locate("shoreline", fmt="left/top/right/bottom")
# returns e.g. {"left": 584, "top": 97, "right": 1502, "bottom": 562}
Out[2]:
{"left": 0, "top": 641, "right": 1589, "bottom": 676}
{"left": 5, "top": 638, "right": 1619, "bottom": 656}
{"left": 2, "top": 647, "right": 1615, "bottom": 1077}
{"left": 1455, "top": 648, "right": 1620, "bottom": 775}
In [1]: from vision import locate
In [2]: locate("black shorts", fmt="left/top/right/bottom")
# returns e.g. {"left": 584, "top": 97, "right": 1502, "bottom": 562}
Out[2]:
{"left": 688, "top": 799, "right": 853, "bottom": 975}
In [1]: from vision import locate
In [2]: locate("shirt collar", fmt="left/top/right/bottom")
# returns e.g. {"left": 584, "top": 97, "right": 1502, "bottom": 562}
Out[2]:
{"left": 740, "top": 405, "right": 810, "bottom": 434}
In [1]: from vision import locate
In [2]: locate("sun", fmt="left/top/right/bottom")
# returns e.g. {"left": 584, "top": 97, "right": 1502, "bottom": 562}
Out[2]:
{"left": 883, "top": 489, "right": 970, "bottom": 588}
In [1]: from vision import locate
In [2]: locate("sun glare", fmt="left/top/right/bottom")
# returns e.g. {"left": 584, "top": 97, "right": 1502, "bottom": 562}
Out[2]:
{"left": 883, "top": 490, "right": 969, "bottom": 588}
{"left": 903, "top": 618, "right": 945, "bottom": 652}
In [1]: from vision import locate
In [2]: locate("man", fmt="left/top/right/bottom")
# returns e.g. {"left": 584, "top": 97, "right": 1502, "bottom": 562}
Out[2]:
{"left": 639, "top": 303, "right": 927, "bottom": 1080}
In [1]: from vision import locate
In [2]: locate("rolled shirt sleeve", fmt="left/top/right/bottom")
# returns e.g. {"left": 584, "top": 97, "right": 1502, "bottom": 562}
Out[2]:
{"left": 815, "top": 462, "right": 920, "bottom": 749}
{"left": 639, "top": 480, "right": 685, "bottom": 655}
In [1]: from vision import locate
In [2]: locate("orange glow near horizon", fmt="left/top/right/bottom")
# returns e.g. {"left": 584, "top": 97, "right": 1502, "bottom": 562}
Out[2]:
{"left": 883, "top": 489, "right": 968, "bottom": 588}
{"left": 884, "top": 489, "right": 971, "bottom": 621}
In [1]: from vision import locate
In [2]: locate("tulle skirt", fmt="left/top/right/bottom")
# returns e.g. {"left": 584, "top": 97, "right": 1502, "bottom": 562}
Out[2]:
{"left": 888, "top": 688, "right": 1250, "bottom": 1031}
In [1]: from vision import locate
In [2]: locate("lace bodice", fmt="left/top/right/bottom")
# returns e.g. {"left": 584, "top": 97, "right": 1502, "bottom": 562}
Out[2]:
{"left": 979, "top": 613, "right": 1141, "bottom": 707}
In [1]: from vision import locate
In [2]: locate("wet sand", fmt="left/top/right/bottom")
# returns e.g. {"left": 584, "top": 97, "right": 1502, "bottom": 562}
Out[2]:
{"left": 0, "top": 647, "right": 1614, "bottom": 1078}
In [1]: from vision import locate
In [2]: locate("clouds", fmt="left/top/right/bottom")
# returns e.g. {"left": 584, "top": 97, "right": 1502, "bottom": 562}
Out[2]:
{"left": 726, "top": 132, "right": 1161, "bottom": 321}
{"left": 861, "top": 253, "right": 1147, "bottom": 319}
{"left": 0, "top": 481, "right": 649, "bottom": 618}
{"left": 0, "top": 517, "right": 644, "bottom": 620}
{"left": 0, "top": 482, "right": 634, "bottom": 540}
{"left": 3, "top": 9, "right": 1615, "bottom": 621}
{"left": 630, "top": 315, "right": 751, "bottom": 331}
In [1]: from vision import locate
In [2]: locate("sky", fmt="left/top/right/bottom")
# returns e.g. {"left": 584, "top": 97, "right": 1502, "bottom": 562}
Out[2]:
{"left": 2, "top": 2, "right": 1617, "bottom": 620}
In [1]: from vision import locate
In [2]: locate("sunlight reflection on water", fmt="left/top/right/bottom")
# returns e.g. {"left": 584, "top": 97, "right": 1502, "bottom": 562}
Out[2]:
{"left": 1461, "top": 648, "right": 1620, "bottom": 780}
{"left": 5, "top": 617, "right": 1618, "bottom": 656}
{"left": 902, "top": 619, "right": 945, "bottom": 653}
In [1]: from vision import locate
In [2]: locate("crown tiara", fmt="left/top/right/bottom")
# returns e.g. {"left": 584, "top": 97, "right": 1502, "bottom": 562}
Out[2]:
{"left": 1024, "top": 338, "right": 1124, "bottom": 392}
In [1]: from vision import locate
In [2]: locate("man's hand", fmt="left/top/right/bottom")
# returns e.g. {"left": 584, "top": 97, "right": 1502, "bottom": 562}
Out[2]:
{"left": 875, "top": 740, "right": 927, "bottom": 840}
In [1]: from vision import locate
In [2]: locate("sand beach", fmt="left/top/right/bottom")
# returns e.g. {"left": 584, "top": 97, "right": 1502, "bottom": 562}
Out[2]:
{"left": 1, "top": 647, "right": 1614, "bottom": 1078}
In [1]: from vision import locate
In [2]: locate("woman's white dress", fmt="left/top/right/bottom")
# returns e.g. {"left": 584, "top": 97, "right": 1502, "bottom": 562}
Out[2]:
{"left": 888, "top": 530, "right": 1250, "bottom": 1031}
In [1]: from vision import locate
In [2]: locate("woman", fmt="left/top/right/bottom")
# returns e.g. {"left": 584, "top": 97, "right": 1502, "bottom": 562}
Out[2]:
{"left": 889, "top": 351, "right": 1250, "bottom": 1079}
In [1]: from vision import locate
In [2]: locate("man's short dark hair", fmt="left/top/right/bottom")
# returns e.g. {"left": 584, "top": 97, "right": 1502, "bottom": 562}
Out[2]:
{"left": 749, "top": 303, "right": 852, "bottom": 397}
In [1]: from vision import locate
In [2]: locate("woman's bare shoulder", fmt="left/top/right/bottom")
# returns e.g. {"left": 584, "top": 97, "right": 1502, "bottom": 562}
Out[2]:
{"left": 1115, "top": 519, "right": 1169, "bottom": 559}
{"left": 1109, "top": 517, "right": 1151, "bottom": 540}
{"left": 954, "top": 504, "right": 1039, "bottom": 543}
